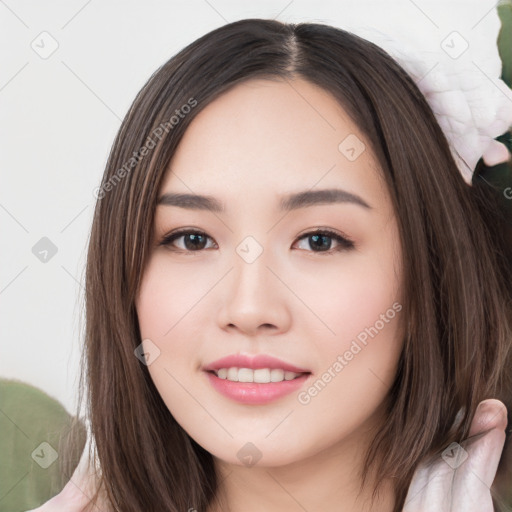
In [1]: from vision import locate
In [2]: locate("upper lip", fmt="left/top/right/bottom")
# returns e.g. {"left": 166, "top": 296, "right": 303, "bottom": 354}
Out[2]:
{"left": 202, "top": 354, "right": 311, "bottom": 373}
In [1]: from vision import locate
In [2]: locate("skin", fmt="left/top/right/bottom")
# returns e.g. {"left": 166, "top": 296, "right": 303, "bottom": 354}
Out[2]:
{"left": 29, "top": 78, "right": 509, "bottom": 512}
{"left": 135, "top": 77, "right": 404, "bottom": 512}
{"left": 28, "top": 400, "right": 507, "bottom": 512}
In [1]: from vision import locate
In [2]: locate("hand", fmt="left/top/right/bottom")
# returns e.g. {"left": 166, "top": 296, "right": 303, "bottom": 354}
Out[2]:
{"left": 24, "top": 440, "right": 108, "bottom": 512}
{"left": 403, "top": 399, "right": 508, "bottom": 512}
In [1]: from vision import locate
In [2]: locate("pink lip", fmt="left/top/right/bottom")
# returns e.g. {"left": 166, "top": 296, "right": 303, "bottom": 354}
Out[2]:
{"left": 204, "top": 372, "right": 311, "bottom": 405}
{"left": 202, "top": 353, "right": 312, "bottom": 405}
{"left": 202, "top": 354, "right": 311, "bottom": 373}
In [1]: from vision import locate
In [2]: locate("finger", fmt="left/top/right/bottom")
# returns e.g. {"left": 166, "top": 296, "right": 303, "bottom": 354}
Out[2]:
{"left": 403, "top": 400, "right": 508, "bottom": 512}
{"left": 456, "top": 400, "right": 507, "bottom": 490}
{"left": 446, "top": 400, "right": 507, "bottom": 511}
{"left": 403, "top": 454, "right": 459, "bottom": 511}
{"left": 468, "top": 399, "right": 508, "bottom": 438}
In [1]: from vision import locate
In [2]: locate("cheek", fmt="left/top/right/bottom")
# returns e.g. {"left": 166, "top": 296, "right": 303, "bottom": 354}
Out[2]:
{"left": 135, "top": 259, "right": 206, "bottom": 429}
{"left": 295, "top": 240, "right": 403, "bottom": 407}
{"left": 136, "top": 253, "right": 217, "bottom": 341}
{"left": 297, "top": 245, "right": 402, "bottom": 354}
{"left": 331, "top": 261, "right": 400, "bottom": 347}
{"left": 296, "top": 254, "right": 401, "bottom": 447}
{"left": 135, "top": 253, "right": 220, "bottom": 402}
{"left": 290, "top": 261, "right": 402, "bottom": 458}
{"left": 135, "top": 257, "right": 187, "bottom": 381}
{"left": 323, "top": 223, "right": 402, "bottom": 349}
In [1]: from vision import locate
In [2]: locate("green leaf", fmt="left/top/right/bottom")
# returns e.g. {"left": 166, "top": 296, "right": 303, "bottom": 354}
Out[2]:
{"left": 498, "top": 1, "right": 512, "bottom": 88}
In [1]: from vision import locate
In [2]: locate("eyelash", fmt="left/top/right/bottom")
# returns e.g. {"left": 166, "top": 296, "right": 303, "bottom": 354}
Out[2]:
{"left": 158, "top": 228, "right": 355, "bottom": 255}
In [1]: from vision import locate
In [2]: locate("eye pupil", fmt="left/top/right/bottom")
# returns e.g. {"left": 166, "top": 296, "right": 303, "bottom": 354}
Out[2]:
{"left": 161, "top": 229, "right": 352, "bottom": 254}
{"left": 184, "top": 233, "right": 207, "bottom": 250}
{"left": 310, "top": 234, "right": 331, "bottom": 251}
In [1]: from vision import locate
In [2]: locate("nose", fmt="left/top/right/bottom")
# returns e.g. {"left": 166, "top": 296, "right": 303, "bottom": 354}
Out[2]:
{"left": 216, "top": 247, "right": 292, "bottom": 336}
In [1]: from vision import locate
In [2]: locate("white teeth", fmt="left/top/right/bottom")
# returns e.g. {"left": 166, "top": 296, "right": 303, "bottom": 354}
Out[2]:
{"left": 254, "top": 369, "right": 270, "bottom": 383}
{"left": 270, "top": 369, "right": 284, "bottom": 382}
{"left": 238, "top": 368, "right": 253, "bottom": 382}
{"left": 213, "top": 367, "right": 304, "bottom": 383}
{"left": 227, "top": 367, "right": 239, "bottom": 381}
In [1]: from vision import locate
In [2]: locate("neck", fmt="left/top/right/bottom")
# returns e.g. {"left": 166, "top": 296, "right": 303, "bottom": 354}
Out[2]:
{"left": 207, "top": 418, "right": 395, "bottom": 512}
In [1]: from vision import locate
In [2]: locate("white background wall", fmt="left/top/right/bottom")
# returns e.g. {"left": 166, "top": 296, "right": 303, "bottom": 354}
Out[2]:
{"left": 0, "top": 0, "right": 502, "bottom": 414}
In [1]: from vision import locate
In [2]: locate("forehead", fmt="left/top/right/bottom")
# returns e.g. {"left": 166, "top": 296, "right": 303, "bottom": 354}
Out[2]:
{"left": 160, "top": 77, "right": 389, "bottom": 213}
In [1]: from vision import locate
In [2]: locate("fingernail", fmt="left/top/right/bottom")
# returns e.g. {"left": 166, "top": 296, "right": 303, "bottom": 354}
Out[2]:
{"left": 475, "top": 399, "right": 508, "bottom": 431}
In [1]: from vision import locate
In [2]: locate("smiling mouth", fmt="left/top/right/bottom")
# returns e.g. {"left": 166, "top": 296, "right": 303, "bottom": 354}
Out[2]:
{"left": 205, "top": 367, "right": 311, "bottom": 383}
{"left": 204, "top": 368, "right": 312, "bottom": 405}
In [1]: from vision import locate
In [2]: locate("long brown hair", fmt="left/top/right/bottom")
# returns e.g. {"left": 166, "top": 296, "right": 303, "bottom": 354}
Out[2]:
{"left": 64, "top": 18, "right": 512, "bottom": 511}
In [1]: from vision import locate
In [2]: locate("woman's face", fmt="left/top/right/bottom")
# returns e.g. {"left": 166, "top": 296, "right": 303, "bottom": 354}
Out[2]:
{"left": 136, "top": 77, "right": 404, "bottom": 467}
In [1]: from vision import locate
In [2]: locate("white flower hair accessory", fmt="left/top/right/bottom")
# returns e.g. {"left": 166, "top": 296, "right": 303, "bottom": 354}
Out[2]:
{"left": 329, "top": 1, "right": 512, "bottom": 185}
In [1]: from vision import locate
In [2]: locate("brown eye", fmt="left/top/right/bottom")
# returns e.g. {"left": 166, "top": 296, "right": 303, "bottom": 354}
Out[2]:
{"left": 159, "top": 230, "right": 216, "bottom": 252}
{"left": 294, "top": 229, "right": 355, "bottom": 253}
{"left": 159, "top": 228, "right": 355, "bottom": 254}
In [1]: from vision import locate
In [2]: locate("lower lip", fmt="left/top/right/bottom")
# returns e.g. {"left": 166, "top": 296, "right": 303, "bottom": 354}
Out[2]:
{"left": 204, "top": 371, "right": 311, "bottom": 405}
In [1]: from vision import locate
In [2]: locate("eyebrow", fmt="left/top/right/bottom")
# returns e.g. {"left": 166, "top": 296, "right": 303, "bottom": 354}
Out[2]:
{"left": 157, "top": 188, "right": 372, "bottom": 212}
